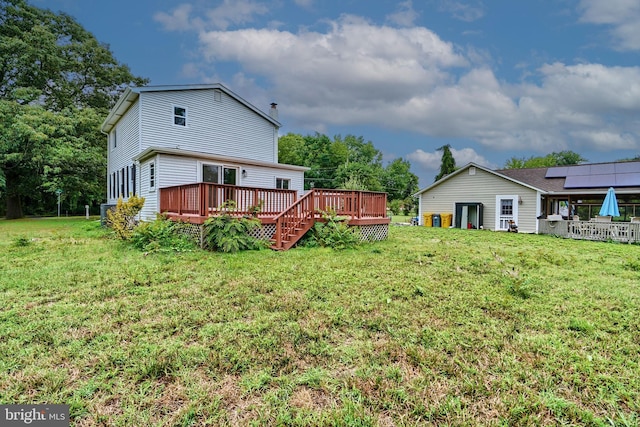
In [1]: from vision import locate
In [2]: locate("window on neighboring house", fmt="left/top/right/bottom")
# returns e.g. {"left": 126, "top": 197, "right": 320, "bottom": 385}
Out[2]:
{"left": 111, "top": 129, "right": 117, "bottom": 149}
{"left": 276, "top": 178, "right": 290, "bottom": 190}
{"left": 501, "top": 199, "right": 513, "bottom": 216}
{"left": 126, "top": 166, "right": 129, "bottom": 196}
{"left": 149, "top": 162, "right": 155, "bottom": 189}
{"left": 174, "top": 106, "right": 186, "bottom": 126}
{"left": 112, "top": 172, "right": 116, "bottom": 199}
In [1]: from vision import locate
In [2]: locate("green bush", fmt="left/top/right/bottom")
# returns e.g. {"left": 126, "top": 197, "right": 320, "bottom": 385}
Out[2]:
{"left": 12, "top": 236, "right": 31, "bottom": 247}
{"left": 202, "top": 214, "right": 267, "bottom": 253}
{"left": 106, "top": 195, "right": 145, "bottom": 240}
{"left": 310, "top": 209, "right": 359, "bottom": 250}
{"left": 130, "top": 216, "right": 196, "bottom": 253}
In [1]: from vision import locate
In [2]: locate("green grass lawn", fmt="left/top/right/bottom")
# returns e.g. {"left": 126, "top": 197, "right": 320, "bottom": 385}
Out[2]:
{"left": 1, "top": 218, "right": 639, "bottom": 426}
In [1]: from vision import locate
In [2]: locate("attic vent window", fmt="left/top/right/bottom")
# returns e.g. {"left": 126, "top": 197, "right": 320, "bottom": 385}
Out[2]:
{"left": 174, "top": 106, "right": 186, "bottom": 126}
{"left": 214, "top": 90, "right": 222, "bottom": 102}
{"left": 469, "top": 167, "right": 476, "bottom": 175}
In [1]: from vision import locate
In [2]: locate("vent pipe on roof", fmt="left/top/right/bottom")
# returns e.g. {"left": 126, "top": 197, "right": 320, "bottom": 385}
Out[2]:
{"left": 269, "top": 103, "right": 278, "bottom": 120}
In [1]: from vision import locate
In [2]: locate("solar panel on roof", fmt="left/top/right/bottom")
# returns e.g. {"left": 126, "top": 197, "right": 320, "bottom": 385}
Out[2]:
{"left": 590, "top": 163, "right": 615, "bottom": 175}
{"left": 615, "top": 173, "right": 640, "bottom": 186}
{"left": 545, "top": 167, "right": 568, "bottom": 178}
{"left": 567, "top": 165, "right": 591, "bottom": 176}
{"left": 615, "top": 162, "right": 640, "bottom": 174}
{"left": 565, "top": 174, "right": 616, "bottom": 188}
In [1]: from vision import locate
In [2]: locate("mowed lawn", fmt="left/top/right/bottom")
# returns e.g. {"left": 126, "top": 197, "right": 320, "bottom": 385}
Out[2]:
{"left": 1, "top": 218, "right": 639, "bottom": 426}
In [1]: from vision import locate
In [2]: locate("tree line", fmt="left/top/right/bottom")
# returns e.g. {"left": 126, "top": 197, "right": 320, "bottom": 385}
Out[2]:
{"left": 0, "top": 0, "right": 146, "bottom": 219}
{"left": 279, "top": 133, "right": 419, "bottom": 214}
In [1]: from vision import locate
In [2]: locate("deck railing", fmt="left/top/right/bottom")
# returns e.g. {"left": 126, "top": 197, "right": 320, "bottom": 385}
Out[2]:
{"left": 539, "top": 219, "right": 640, "bottom": 243}
{"left": 161, "top": 184, "right": 389, "bottom": 249}
{"left": 313, "top": 189, "right": 388, "bottom": 218}
{"left": 160, "top": 183, "right": 297, "bottom": 217}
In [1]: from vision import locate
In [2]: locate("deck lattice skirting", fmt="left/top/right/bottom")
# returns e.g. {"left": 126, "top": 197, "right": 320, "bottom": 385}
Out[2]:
{"left": 175, "top": 221, "right": 387, "bottom": 249}
{"left": 539, "top": 219, "right": 640, "bottom": 243}
{"left": 355, "top": 224, "right": 389, "bottom": 242}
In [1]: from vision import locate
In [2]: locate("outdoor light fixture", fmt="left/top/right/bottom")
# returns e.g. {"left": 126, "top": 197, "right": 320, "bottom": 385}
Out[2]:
{"left": 242, "top": 169, "right": 247, "bottom": 178}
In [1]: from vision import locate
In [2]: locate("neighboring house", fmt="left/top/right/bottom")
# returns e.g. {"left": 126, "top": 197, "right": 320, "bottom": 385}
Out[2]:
{"left": 415, "top": 161, "right": 640, "bottom": 233}
{"left": 101, "top": 84, "right": 307, "bottom": 221}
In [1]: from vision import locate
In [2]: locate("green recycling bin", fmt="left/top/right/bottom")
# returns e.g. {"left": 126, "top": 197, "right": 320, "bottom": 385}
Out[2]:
{"left": 433, "top": 214, "right": 441, "bottom": 227}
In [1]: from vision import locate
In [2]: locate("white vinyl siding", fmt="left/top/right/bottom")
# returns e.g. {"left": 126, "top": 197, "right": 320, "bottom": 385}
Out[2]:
{"left": 418, "top": 167, "right": 539, "bottom": 233}
{"left": 139, "top": 157, "right": 158, "bottom": 221}
{"left": 106, "top": 101, "right": 139, "bottom": 203}
{"left": 153, "top": 155, "right": 302, "bottom": 192}
{"left": 139, "top": 89, "right": 276, "bottom": 162}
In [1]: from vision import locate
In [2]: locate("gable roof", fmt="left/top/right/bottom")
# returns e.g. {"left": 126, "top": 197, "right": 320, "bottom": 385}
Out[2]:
{"left": 101, "top": 83, "right": 280, "bottom": 133}
{"left": 495, "top": 167, "right": 565, "bottom": 192}
{"left": 415, "top": 161, "right": 640, "bottom": 198}
{"left": 413, "top": 162, "right": 546, "bottom": 196}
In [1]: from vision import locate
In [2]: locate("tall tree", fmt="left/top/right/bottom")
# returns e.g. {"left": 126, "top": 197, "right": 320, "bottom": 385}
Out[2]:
{"left": 0, "top": 101, "right": 105, "bottom": 218}
{"left": 503, "top": 150, "right": 587, "bottom": 169}
{"left": 0, "top": 0, "right": 148, "bottom": 112}
{"left": 435, "top": 144, "right": 456, "bottom": 182}
{"left": 0, "top": 0, "right": 147, "bottom": 218}
{"left": 383, "top": 157, "right": 419, "bottom": 214}
{"left": 278, "top": 132, "right": 419, "bottom": 209}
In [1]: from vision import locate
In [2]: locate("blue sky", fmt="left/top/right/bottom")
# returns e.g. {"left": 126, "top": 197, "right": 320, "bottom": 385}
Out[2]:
{"left": 36, "top": 0, "right": 640, "bottom": 187}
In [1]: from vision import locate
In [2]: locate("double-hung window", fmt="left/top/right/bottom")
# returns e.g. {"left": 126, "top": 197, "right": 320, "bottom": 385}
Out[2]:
{"left": 174, "top": 106, "right": 187, "bottom": 126}
{"left": 276, "top": 178, "right": 290, "bottom": 190}
{"left": 149, "top": 162, "right": 155, "bottom": 190}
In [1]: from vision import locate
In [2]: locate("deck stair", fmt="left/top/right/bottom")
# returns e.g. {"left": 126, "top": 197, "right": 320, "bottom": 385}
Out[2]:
{"left": 271, "top": 190, "right": 316, "bottom": 250}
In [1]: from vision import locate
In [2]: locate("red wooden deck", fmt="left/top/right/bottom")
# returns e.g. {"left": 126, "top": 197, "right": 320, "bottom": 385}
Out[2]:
{"left": 160, "top": 183, "right": 390, "bottom": 249}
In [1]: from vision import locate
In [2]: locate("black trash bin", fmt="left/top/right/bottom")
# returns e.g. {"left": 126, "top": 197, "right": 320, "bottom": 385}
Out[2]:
{"left": 433, "top": 214, "right": 441, "bottom": 227}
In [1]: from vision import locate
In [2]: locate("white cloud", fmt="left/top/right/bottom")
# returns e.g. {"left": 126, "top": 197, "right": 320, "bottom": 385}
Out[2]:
{"left": 570, "top": 130, "right": 637, "bottom": 150}
{"left": 197, "top": 15, "right": 467, "bottom": 116}
{"left": 407, "top": 147, "right": 495, "bottom": 172}
{"left": 438, "top": 0, "right": 485, "bottom": 22}
{"left": 159, "top": 9, "right": 640, "bottom": 158}
{"left": 206, "top": 0, "right": 269, "bottom": 30}
{"left": 154, "top": 0, "right": 269, "bottom": 31}
{"left": 578, "top": 0, "right": 640, "bottom": 50}
{"left": 386, "top": 1, "right": 419, "bottom": 27}
{"left": 154, "top": 4, "right": 193, "bottom": 32}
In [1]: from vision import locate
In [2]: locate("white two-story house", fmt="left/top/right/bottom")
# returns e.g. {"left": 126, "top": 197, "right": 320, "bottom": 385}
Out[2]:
{"left": 101, "top": 84, "right": 307, "bottom": 221}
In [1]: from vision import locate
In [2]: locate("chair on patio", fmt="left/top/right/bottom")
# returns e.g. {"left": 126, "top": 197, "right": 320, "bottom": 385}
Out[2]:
{"left": 595, "top": 215, "right": 612, "bottom": 222}
{"left": 630, "top": 217, "right": 640, "bottom": 223}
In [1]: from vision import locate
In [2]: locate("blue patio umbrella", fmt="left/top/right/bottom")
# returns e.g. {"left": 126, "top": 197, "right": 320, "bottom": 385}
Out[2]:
{"left": 599, "top": 187, "right": 620, "bottom": 217}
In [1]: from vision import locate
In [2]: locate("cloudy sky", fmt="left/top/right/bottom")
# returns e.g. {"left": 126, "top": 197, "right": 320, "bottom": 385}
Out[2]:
{"left": 38, "top": 0, "right": 640, "bottom": 187}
